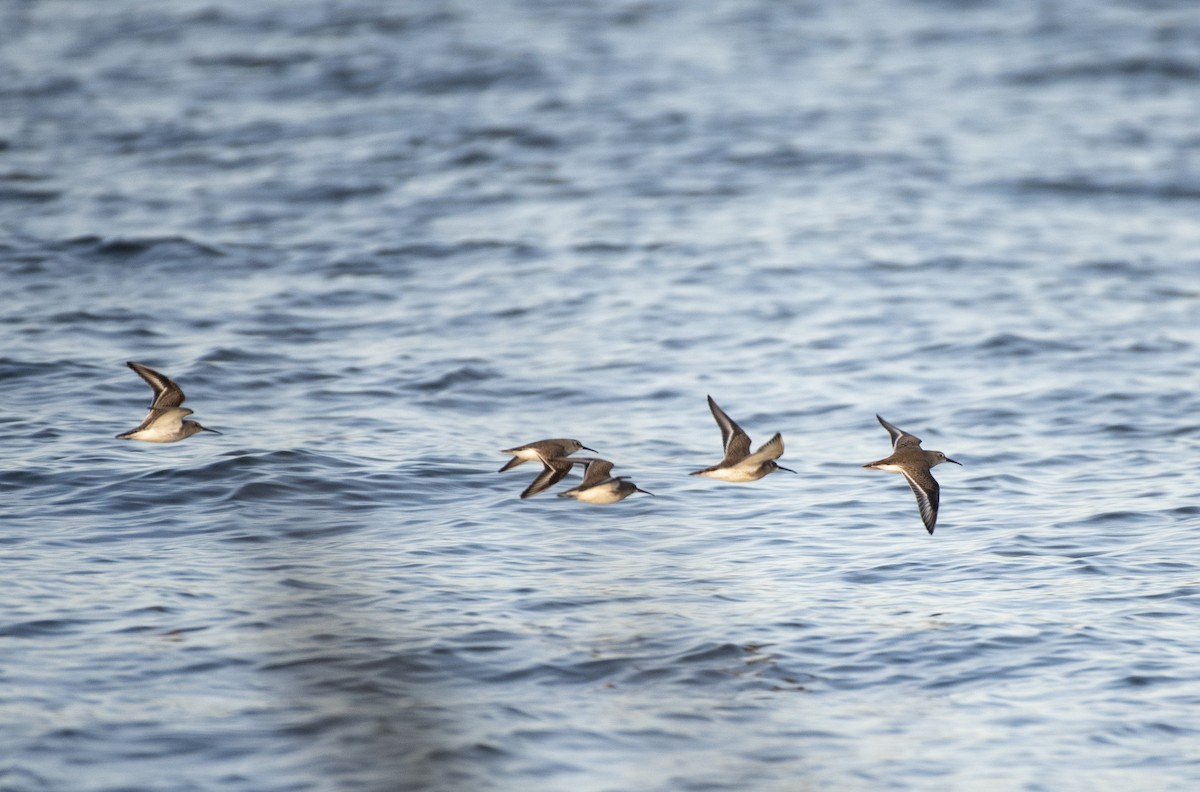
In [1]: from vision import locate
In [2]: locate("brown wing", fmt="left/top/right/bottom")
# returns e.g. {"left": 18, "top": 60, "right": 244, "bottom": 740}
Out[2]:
{"left": 520, "top": 457, "right": 577, "bottom": 499}
{"left": 709, "top": 396, "right": 752, "bottom": 463}
{"left": 876, "top": 414, "right": 922, "bottom": 449}
{"left": 127, "top": 361, "right": 186, "bottom": 410}
{"left": 902, "top": 468, "right": 940, "bottom": 534}
{"left": 744, "top": 432, "right": 784, "bottom": 465}
{"left": 578, "top": 458, "right": 615, "bottom": 488}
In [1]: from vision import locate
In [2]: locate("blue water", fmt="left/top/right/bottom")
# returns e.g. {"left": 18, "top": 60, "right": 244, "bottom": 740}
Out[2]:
{"left": 3, "top": 1, "right": 1200, "bottom": 789}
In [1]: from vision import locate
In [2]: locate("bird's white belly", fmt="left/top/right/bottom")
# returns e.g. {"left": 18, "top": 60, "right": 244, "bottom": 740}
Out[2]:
{"left": 697, "top": 465, "right": 763, "bottom": 482}
{"left": 129, "top": 426, "right": 182, "bottom": 442}
{"left": 573, "top": 484, "right": 624, "bottom": 504}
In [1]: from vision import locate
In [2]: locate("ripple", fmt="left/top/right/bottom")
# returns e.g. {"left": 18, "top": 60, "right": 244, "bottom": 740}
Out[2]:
{"left": 1006, "top": 58, "right": 1200, "bottom": 84}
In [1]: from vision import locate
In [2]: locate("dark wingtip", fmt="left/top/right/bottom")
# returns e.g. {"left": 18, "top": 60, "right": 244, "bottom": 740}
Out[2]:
{"left": 926, "top": 524, "right": 935, "bottom": 535}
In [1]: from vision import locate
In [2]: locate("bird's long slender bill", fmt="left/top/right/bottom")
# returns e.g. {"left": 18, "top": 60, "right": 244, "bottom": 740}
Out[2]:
{"left": 946, "top": 458, "right": 962, "bottom": 465}
{"left": 201, "top": 427, "right": 223, "bottom": 435}
{"left": 777, "top": 465, "right": 797, "bottom": 474}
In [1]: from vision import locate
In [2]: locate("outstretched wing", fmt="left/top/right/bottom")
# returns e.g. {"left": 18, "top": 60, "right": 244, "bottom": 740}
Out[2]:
{"left": 902, "top": 467, "right": 940, "bottom": 534}
{"left": 744, "top": 432, "right": 784, "bottom": 465}
{"left": 497, "top": 455, "right": 527, "bottom": 473}
{"left": 128, "top": 361, "right": 186, "bottom": 410}
{"left": 577, "top": 458, "right": 615, "bottom": 489}
{"left": 521, "top": 457, "right": 577, "bottom": 499}
{"left": 877, "top": 414, "right": 921, "bottom": 449}
{"left": 709, "top": 396, "right": 752, "bottom": 464}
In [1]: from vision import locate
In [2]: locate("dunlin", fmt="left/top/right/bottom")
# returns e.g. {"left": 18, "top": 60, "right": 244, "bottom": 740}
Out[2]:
{"left": 116, "top": 361, "right": 221, "bottom": 442}
{"left": 863, "top": 414, "right": 960, "bottom": 534}
{"left": 498, "top": 438, "right": 595, "bottom": 473}
{"left": 559, "top": 458, "right": 653, "bottom": 504}
{"left": 690, "top": 395, "right": 794, "bottom": 481}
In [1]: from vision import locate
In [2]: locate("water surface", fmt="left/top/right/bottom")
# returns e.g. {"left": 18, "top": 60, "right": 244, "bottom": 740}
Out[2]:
{"left": 3, "top": 1, "right": 1200, "bottom": 790}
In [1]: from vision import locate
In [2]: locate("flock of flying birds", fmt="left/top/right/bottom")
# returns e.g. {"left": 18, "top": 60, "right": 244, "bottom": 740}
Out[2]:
{"left": 117, "top": 362, "right": 962, "bottom": 534}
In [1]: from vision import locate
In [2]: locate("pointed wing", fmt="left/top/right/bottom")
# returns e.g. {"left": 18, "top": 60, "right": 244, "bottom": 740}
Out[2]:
{"left": 497, "top": 456, "right": 527, "bottom": 473}
{"left": 877, "top": 414, "right": 921, "bottom": 449}
{"left": 520, "top": 457, "right": 576, "bottom": 499}
{"left": 709, "top": 396, "right": 752, "bottom": 463}
{"left": 578, "top": 458, "right": 615, "bottom": 489}
{"left": 743, "top": 432, "right": 784, "bottom": 465}
{"left": 902, "top": 467, "right": 940, "bottom": 534}
{"left": 128, "top": 362, "right": 186, "bottom": 409}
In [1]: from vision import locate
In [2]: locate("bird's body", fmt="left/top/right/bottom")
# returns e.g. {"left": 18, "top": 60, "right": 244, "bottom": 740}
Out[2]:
{"left": 559, "top": 458, "right": 653, "bottom": 504}
{"left": 116, "top": 362, "right": 220, "bottom": 443}
{"left": 570, "top": 479, "right": 650, "bottom": 504}
{"left": 690, "top": 396, "right": 794, "bottom": 481}
{"left": 498, "top": 438, "right": 594, "bottom": 473}
{"left": 863, "top": 414, "right": 960, "bottom": 534}
{"left": 121, "top": 407, "right": 204, "bottom": 442}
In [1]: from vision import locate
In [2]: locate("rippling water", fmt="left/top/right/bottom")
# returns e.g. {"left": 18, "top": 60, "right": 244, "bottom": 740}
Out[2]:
{"left": 3, "top": 1, "right": 1200, "bottom": 790}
